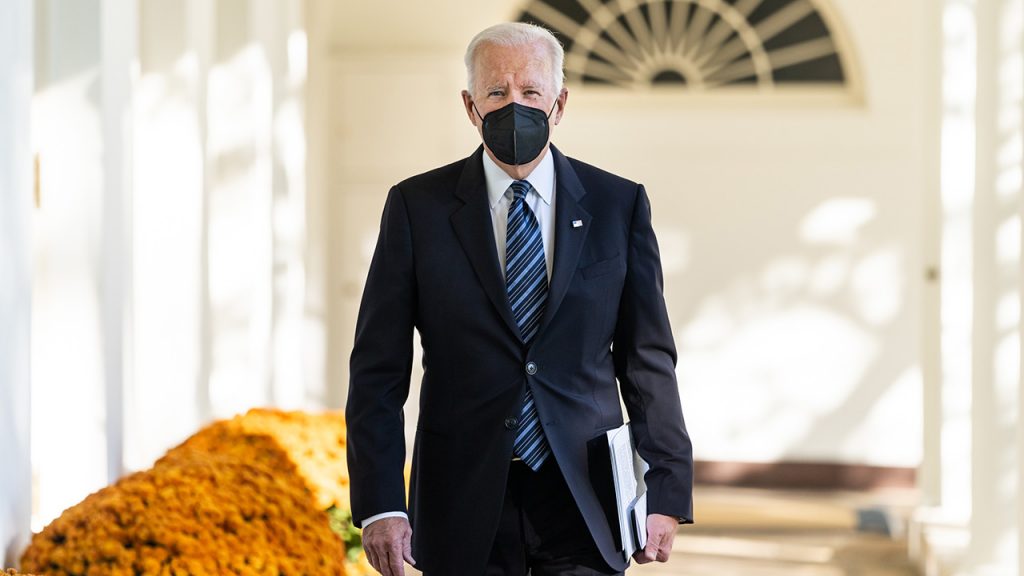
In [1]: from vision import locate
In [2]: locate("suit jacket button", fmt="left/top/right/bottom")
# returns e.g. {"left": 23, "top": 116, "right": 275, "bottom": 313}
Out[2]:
{"left": 504, "top": 417, "right": 519, "bottom": 430}
{"left": 525, "top": 362, "right": 538, "bottom": 375}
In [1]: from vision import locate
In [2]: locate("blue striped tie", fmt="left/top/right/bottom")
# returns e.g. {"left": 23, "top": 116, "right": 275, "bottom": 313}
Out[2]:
{"left": 506, "top": 180, "right": 552, "bottom": 471}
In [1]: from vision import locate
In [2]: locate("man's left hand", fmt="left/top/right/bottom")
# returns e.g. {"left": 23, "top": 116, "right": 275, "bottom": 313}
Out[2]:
{"left": 632, "top": 513, "right": 678, "bottom": 564}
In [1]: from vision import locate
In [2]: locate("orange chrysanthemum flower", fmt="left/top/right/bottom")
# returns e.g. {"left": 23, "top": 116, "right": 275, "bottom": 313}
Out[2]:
{"left": 20, "top": 409, "right": 371, "bottom": 576}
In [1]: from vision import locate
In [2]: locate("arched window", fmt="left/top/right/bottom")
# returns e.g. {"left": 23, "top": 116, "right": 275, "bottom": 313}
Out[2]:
{"left": 518, "top": 0, "right": 859, "bottom": 92}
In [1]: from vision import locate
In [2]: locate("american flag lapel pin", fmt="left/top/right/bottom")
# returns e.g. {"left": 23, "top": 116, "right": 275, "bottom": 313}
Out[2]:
{"left": 572, "top": 219, "right": 583, "bottom": 228}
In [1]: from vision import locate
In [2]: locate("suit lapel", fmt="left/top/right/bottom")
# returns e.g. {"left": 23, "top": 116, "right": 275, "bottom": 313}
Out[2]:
{"left": 538, "top": 145, "right": 591, "bottom": 335}
{"left": 450, "top": 147, "right": 522, "bottom": 340}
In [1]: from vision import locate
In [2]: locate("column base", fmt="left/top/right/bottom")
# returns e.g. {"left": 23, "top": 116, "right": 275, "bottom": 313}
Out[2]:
{"left": 909, "top": 507, "right": 969, "bottom": 576}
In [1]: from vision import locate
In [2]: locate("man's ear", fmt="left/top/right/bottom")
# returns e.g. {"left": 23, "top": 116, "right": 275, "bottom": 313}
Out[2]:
{"left": 552, "top": 87, "right": 568, "bottom": 125}
{"left": 461, "top": 90, "right": 479, "bottom": 126}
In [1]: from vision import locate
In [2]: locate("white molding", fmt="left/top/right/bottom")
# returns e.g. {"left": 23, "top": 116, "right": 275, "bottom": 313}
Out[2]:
{"left": 809, "top": 0, "right": 864, "bottom": 104}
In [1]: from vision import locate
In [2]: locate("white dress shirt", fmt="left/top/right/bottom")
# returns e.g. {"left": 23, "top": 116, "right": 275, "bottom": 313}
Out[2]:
{"left": 483, "top": 149, "right": 556, "bottom": 281}
{"left": 361, "top": 148, "right": 558, "bottom": 529}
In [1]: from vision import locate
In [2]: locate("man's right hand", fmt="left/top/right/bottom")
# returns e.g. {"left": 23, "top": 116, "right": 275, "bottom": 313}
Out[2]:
{"left": 362, "top": 516, "right": 416, "bottom": 576}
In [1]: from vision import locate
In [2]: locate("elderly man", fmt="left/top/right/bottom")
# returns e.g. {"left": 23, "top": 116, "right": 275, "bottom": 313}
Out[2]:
{"left": 346, "top": 22, "right": 693, "bottom": 576}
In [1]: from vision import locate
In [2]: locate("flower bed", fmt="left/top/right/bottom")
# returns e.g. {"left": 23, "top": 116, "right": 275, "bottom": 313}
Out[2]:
{"left": 20, "top": 409, "right": 372, "bottom": 576}
{"left": 160, "top": 408, "right": 351, "bottom": 511}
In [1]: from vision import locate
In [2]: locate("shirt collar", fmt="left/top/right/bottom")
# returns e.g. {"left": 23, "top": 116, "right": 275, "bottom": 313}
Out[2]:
{"left": 483, "top": 148, "right": 555, "bottom": 209}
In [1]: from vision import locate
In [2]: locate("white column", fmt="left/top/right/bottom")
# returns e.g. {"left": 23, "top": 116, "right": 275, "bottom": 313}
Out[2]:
{"left": 100, "top": 0, "right": 138, "bottom": 485}
{"left": 186, "top": 0, "right": 215, "bottom": 429}
{"left": 201, "top": 0, "right": 273, "bottom": 417}
{"left": 304, "top": 0, "right": 338, "bottom": 408}
{"left": 939, "top": 0, "right": 978, "bottom": 527}
{"left": 969, "top": 0, "right": 1021, "bottom": 573}
{"left": 32, "top": 0, "right": 109, "bottom": 527}
{"left": 251, "top": 0, "right": 309, "bottom": 409}
{"left": 1019, "top": 0, "right": 1024, "bottom": 571}
{"left": 131, "top": 0, "right": 215, "bottom": 468}
{"left": 909, "top": 3, "right": 974, "bottom": 570}
{"left": 921, "top": 0, "right": 946, "bottom": 509}
{"left": 0, "top": 0, "right": 34, "bottom": 566}
{"left": 247, "top": 0, "right": 276, "bottom": 408}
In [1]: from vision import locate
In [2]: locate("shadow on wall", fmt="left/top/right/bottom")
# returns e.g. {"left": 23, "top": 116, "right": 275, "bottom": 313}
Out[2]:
{"left": 667, "top": 193, "right": 921, "bottom": 470}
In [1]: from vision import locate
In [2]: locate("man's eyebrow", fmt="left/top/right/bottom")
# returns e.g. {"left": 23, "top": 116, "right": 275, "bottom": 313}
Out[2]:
{"left": 517, "top": 80, "right": 547, "bottom": 91}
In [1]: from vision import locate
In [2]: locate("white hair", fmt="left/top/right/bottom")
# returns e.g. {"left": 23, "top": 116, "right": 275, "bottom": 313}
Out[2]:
{"left": 464, "top": 22, "right": 565, "bottom": 95}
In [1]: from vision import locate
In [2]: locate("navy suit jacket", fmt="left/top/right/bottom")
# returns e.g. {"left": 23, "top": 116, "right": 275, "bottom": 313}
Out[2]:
{"left": 346, "top": 145, "right": 693, "bottom": 575}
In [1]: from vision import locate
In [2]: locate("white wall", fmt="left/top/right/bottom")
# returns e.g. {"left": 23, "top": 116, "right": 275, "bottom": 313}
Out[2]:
{"left": 0, "top": 0, "right": 34, "bottom": 566}
{"left": 322, "top": 0, "right": 937, "bottom": 468}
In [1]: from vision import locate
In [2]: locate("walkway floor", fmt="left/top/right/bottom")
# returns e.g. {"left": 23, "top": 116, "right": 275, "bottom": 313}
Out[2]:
{"left": 406, "top": 486, "right": 920, "bottom": 575}
{"left": 633, "top": 486, "right": 920, "bottom": 576}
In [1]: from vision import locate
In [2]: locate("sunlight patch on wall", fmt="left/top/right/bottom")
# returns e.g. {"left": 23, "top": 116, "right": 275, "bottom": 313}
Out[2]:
{"left": 850, "top": 248, "right": 903, "bottom": 327}
{"left": 680, "top": 299, "right": 877, "bottom": 462}
{"left": 798, "top": 197, "right": 877, "bottom": 246}
{"left": 658, "top": 227, "right": 692, "bottom": 275}
{"left": 839, "top": 366, "right": 922, "bottom": 466}
{"left": 807, "top": 255, "right": 848, "bottom": 297}
{"left": 996, "top": 215, "right": 1020, "bottom": 264}
{"left": 677, "top": 219, "right": 907, "bottom": 464}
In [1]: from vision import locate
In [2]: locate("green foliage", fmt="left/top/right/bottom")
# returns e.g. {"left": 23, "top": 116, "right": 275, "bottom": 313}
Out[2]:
{"left": 327, "top": 506, "right": 363, "bottom": 562}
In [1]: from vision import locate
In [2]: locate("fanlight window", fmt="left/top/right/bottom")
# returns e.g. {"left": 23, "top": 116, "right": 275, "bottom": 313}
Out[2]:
{"left": 517, "top": 0, "right": 855, "bottom": 90}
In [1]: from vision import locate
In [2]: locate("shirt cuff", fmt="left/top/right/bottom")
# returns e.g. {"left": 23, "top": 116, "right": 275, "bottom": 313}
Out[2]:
{"left": 362, "top": 511, "right": 409, "bottom": 527}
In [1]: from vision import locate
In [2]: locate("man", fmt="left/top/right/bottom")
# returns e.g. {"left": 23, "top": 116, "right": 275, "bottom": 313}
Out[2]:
{"left": 346, "top": 22, "right": 693, "bottom": 576}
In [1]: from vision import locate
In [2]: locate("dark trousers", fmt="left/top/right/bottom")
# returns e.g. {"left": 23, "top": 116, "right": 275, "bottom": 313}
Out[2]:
{"left": 482, "top": 459, "right": 624, "bottom": 576}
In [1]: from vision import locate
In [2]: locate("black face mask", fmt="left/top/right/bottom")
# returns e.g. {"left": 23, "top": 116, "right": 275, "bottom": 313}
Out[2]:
{"left": 474, "top": 100, "right": 557, "bottom": 166}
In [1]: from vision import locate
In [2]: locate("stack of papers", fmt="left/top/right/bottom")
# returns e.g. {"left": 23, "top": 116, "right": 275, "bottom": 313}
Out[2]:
{"left": 605, "top": 423, "right": 649, "bottom": 561}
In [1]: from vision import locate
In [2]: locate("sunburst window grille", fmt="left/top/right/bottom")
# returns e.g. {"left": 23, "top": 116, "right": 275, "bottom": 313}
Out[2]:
{"left": 517, "top": 0, "right": 855, "bottom": 90}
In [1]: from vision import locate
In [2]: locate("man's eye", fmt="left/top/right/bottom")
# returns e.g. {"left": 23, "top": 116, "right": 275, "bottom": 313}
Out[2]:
{"left": 488, "top": 91, "right": 504, "bottom": 97}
